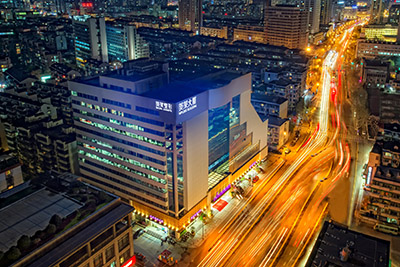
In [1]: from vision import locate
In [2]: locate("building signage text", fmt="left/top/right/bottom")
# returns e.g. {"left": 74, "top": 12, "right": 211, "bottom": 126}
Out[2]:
{"left": 178, "top": 96, "right": 197, "bottom": 115}
{"left": 156, "top": 101, "right": 172, "bottom": 112}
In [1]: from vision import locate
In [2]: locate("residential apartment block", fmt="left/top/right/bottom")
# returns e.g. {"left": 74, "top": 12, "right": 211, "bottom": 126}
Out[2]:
{"left": 251, "top": 94, "right": 289, "bottom": 150}
{"left": 360, "top": 127, "right": 400, "bottom": 230}
{"left": 265, "top": 5, "right": 308, "bottom": 50}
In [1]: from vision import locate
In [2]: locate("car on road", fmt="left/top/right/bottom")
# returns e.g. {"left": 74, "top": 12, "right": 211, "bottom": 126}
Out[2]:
{"left": 133, "top": 229, "right": 144, "bottom": 239}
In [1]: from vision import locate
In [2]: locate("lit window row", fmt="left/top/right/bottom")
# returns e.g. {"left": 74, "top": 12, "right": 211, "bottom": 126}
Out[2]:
{"left": 79, "top": 134, "right": 165, "bottom": 166}
{"left": 72, "top": 99, "right": 164, "bottom": 127}
{"left": 77, "top": 117, "right": 164, "bottom": 147}
{"left": 75, "top": 126, "right": 165, "bottom": 157}
{"left": 73, "top": 108, "right": 164, "bottom": 137}
{"left": 82, "top": 158, "right": 167, "bottom": 193}
{"left": 80, "top": 142, "right": 166, "bottom": 175}
{"left": 79, "top": 150, "right": 167, "bottom": 184}
{"left": 80, "top": 166, "right": 167, "bottom": 201}
{"left": 81, "top": 172, "right": 168, "bottom": 210}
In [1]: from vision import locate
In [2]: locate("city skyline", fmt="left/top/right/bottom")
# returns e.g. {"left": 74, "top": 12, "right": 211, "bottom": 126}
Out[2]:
{"left": 0, "top": 0, "right": 398, "bottom": 266}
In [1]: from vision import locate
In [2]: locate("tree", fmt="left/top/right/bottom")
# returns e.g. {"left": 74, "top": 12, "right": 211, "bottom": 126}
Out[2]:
{"left": 31, "top": 238, "right": 41, "bottom": 246}
{"left": 17, "top": 235, "right": 31, "bottom": 251}
{"left": 6, "top": 247, "right": 21, "bottom": 261}
{"left": 0, "top": 251, "right": 4, "bottom": 261}
{"left": 46, "top": 224, "right": 57, "bottom": 235}
{"left": 97, "top": 191, "right": 108, "bottom": 203}
{"left": 350, "top": 84, "right": 370, "bottom": 132}
{"left": 49, "top": 214, "right": 62, "bottom": 228}
{"left": 34, "top": 230, "right": 45, "bottom": 240}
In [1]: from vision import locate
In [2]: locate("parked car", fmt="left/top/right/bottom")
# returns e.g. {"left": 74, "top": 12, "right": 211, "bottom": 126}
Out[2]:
{"left": 252, "top": 176, "right": 259, "bottom": 183}
{"left": 133, "top": 229, "right": 144, "bottom": 239}
{"left": 135, "top": 252, "right": 146, "bottom": 261}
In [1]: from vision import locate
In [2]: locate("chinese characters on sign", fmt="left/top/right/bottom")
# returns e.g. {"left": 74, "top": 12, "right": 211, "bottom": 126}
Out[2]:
{"left": 178, "top": 96, "right": 197, "bottom": 115}
{"left": 155, "top": 101, "right": 172, "bottom": 112}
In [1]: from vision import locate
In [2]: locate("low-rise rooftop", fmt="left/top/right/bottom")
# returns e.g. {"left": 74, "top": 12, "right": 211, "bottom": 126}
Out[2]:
{"left": 251, "top": 93, "right": 288, "bottom": 105}
{"left": 306, "top": 220, "right": 390, "bottom": 267}
{"left": 0, "top": 173, "right": 117, "bottom": 266}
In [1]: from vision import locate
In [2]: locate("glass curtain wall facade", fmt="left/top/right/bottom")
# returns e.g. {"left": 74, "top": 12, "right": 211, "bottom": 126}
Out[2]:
{"left": 208, "top": 94, "right": 257, "bottom": 189}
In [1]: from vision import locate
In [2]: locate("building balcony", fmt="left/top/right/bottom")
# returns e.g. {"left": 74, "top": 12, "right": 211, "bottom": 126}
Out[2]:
{"left": 371, "top": 184, "right": 400, "bottom": 196}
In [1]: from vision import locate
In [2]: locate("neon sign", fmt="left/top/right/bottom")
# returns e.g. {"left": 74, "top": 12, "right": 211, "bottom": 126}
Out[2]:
{"left": 149, "top": 215, "right": 164, "bottom": 224}
{"left": 178, "top": 96, "right": 197, "bottom": 115}
{"left": 81, "top": 2, "right": 93, "bottom": 7}
{"left": 366, "top": 166, "right": 372, "bottom": 185}
{"left": 121, "top": 255, "right": 136, "bottom": 267}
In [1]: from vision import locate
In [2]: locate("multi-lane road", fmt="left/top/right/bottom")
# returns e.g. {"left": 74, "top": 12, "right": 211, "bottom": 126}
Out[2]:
{"left": 187, "top": 21, "right": 363, "bottom": 267}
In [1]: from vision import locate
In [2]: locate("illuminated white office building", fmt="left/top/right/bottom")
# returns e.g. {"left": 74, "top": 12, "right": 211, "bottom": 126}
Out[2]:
{"left": 69, "top": 60, "right": 268, "bottom": 233}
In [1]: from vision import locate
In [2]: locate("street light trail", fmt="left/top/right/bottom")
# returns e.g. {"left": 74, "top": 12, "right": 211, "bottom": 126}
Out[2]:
{"left": 195, "top": 22, "right": 359, "bottom": 267}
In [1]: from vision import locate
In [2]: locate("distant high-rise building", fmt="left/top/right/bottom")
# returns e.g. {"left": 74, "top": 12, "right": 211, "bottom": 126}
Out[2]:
{"left": 320, "top": 0, "right": 332, "bottom": 25}
{"left": 388, "top": 4, "right": 400, "bottom": 25}
{"left": 271, "top": 0, "right": 321, "bottom": 34}
{"left": 178, "top": 0, "right": 202, "bottom": 33}
{"left": 55, "top": 0, "right": 67, "bottom": 14}
{"left": 106, "top": 25, "right": 149, "bottom": 62}
{"left": 370, "top": 0, "right": 384, "bottom": 23}
{"left": 331, "top": 0, "right": 344, "bottom": 22}
{"left": 300, "top": 0, "right": 320, "bottom": 34}
{"left": 265, "top": 5, "right": 308, "bottom": 49}
{"left": 72, "top": 16, "right": 108, "bottom": 70}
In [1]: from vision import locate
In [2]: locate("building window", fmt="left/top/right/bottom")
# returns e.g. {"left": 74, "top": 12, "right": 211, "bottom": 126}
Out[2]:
{"left": 105, "top": 245, "right": 115, "bottom": 262}
{"left": 118, "top": 234, "right": 130, "bottom": 252}
{"left": 77, "top": 92, "right": 98, "bottom": 101}
{"left": 136, "top": 106, "right": 160, "bottom": 116}
{"left": 72, "top": 100, "right": 164, "bottom": 126}
{"left": 93, "top": 253, "right": 103, "bottom": 267}
{"left": 102, "top": 98, "right": 131, "bottom": 109}
{"left": 76, "top": 118, "right": 164, "bottom": 147}
{"left": 79, "top": 150, "right": 166, "bottom": 184}
{"left": 119, "top": 249, "right": 131, "bottom": 266}
{"left": 75, "top": 126, "right": 165, "bottom": 156}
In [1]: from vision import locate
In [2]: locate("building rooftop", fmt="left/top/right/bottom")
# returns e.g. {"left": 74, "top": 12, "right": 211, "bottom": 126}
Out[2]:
{"left": 78, "top": 67, "right": 244, "bottom": 103}
{"left": 0, "top": 173, "right": 117, "bottom": 266}
{"left": 374, "top": 165, "right": 400, "bottom": 183}
{"left": 371, "top": 142, "right": 382, "bottom": 154}
{"left": 264, "top": 116, "right": 288, "bottom": 126}
{"left": 28, "top": 202, "right": 133, "bottom": 267}
{"left": 50, "top": 63, "right": 73, "bottom": 75}
{"left": 306, "top": 220, "right": 390, "bottom": 267}
{"left": 251, "top": 93, "right": 288, "bottom": 105}
{"left": 106, "top": 70, "right": 166, "bottom": 83}
{"left": 0, "top": 151, "right": 20, "bottom": 173}
{"left": 143, "top": 70, "right": 243, "bottom": 102}
{"left": 382, "top": 141, "right": 400, "bottom": 153}
{"left": 4, "top": 66, "right": 36, "bottom": 83}
{"left": 0, "top": 187, "right": 83, "bottom": 252}
{"left": 363, "top": 59, "right": 389, "bottom": 68}
{"left": 384, "top": 123, "right": 400, "bottom": 133}
{"left": 269, "top": 79, "right": 294, "bottom": 86}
